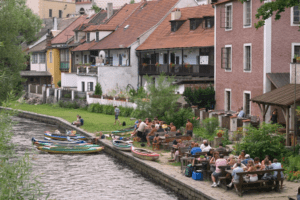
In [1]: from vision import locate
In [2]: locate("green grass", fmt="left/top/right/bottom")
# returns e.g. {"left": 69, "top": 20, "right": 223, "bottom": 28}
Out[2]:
{"left": 169, "top": 162, "right": 181, "bottom": 166}
{"left": 8, "top": 102, "right": 134, "bottom": 134}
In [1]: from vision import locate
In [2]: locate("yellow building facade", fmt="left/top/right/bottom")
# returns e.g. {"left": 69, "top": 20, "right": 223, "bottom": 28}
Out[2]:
{"left": 47, "top": 49, "right": 61, "bottom": 88}
{"left": 27, "top": 0, "right": 76, "bottom": 19}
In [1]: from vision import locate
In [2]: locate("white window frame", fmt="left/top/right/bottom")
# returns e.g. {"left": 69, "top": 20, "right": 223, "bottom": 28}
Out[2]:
{"left": 243, "top": 91, "right": 251, "bottom": 116}
{"left": 224, "top": 88, "right": 232, "bottom": 111}
{"left": 291, "top": 6, "right": 300, "bottom": 26}
{"left": 32, "top": 53, "right": 38, "bottom": 64}
{"left": 243, "top": 43, "right": 252, "bottom": 72}
{"left": 243, "top": 0, "right": 252, "bottom": 28}
{"left": 39, "top": 53, "right": 45, "bottom": 63}
{"left": 49, "top": 51, "right": 53, "bottom": 63}
{"left": 291, "top": 43, "right": 300, "bottom": 62}
{"left": 225, "top": 3, "right": 233, "bottom": 31}
{"left": 225, "top": 44, "right": 232, "bottom": 72}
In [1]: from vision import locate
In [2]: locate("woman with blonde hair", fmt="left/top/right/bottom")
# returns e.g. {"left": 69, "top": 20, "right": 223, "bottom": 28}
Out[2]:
{"left": 246, "top": 160, "right": 258, "bottom": 182}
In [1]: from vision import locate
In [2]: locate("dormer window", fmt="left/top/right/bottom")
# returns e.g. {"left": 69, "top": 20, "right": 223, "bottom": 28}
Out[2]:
{"left": 170, "top": 20, "right": 185, "bottom": 32}
{"left": 75, "top": 32, "right": 78, "bottom": 42}
{"left": 204, "top": 17, "right": 214, "bottom": 29}
{"left": 87, "top": 32, "right": 90, "bottom": 42}
{"left": 189, "top": 18, "right": 202, "bottom": 30}
{"left": 96, "top": 32, "right": 99, "bottom": 41}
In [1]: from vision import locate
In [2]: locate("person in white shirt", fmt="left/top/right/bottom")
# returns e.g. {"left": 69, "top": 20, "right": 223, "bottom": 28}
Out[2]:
{"left": 137, "top": 120, "right": 147, "bottom": 141}
{"left": 202, "top": 143, "right": 211, "bottom": 152}
{"left": 200, "top": 140, "right": 208, "bottom": 150}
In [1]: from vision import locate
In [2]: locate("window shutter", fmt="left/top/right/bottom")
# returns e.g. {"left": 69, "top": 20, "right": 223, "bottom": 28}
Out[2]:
{"left": 220, "top": 5, "right": 227, "bottom": 28}
{"left": 221, "top": 47, "right": 228, "bottom": 69}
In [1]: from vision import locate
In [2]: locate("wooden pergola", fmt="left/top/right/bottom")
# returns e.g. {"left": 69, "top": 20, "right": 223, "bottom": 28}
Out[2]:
{"left": 251, "top": 84, "right": 300, "bottom": 146}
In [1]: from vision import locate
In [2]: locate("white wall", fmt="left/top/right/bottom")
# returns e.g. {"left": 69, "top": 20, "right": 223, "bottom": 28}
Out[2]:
{"left": 87, "top": 95, "right": 137, "bottom": 108}
{"left": 175, "top": 84, "right": 185, "bottom": 94}
{"left": 110, "top": 49, "right": 130, "bottom": 66}
{"left": 94, "top": 0, "right": 142, "bottom": 9}
{"left": 61, "top": 73, "right": 77, "bottom": 88}
{"left": 77, "top": 75, "right": 97, "bottom": 92}
{"left": 99, "top": 31, "right": 112, "bottom": 41}
{"left": 74, "top": 52, "right": 82, "bottom": 64}
{"left": 31, "top": 63, "right": 46, "bottom": 71}
{"left": 75, "top": 4, "right": 93, "bottom": 15}
{"left": 82, "top": 51, "right": 90, "bottom": 64}
{"left": 89, "top": 32, "right": 96, "bottom": 41}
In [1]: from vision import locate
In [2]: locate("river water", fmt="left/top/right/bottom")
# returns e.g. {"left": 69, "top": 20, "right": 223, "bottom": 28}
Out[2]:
{"left": 12, "top": 117, "right": 180, "bottom": 200}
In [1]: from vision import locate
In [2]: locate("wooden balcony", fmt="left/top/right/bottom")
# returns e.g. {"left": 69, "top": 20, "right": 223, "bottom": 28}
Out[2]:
{"left": 139, "top": 64, "right": 214, "bottom": 77}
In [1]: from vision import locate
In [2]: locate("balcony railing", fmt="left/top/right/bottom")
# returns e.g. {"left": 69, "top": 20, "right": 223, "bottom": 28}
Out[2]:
{"left": 139, "top": 64, "right": 214, "bottom": 77}
{"left": 60, "top": 62, "right": 69, "bottom": 72}
{"left": 77, "top": 66, "right": 98, "bottom": 75}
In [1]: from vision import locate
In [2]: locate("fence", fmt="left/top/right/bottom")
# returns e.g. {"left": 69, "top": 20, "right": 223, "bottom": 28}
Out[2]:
{"left": 75, "top": 91, "right": 86, "bottom": 100}
{"left": 37, "top": 85, "right": 43, "bottom": 94}
{"left": 49, "top": 88, "right": 54, "bottom": 96}
{"left": 61, "top": 89, "right": 72, "bottom": 99}
{"left": 30, "top": 85, "right": 36, "bottom": 93}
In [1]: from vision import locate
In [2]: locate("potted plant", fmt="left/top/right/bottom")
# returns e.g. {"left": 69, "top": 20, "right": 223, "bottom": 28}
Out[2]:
{"left": 142, "top": 63, "right": 147, "bottom": 67}
{"left": 294, "top": 54, "right": 298, "bottom": 63}
{"left": 170, "top": 62, "right": 175, "bottom": 68}
{"left": 155, "top": 62, "right": 161, "bottom": 67}
{"left": 297, "top": 56, "right": 300, "bottom": 63}
{"left": 199, "top": 155, "right": 206, "bottom": 161}
{"left": 217, "top": 129, "right": 224, "bottom": 138}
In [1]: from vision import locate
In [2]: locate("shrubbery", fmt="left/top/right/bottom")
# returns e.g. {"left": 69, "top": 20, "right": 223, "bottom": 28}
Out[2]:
{"left": 87, "top": 103, "right": 134, "bottom": 117}
{"left": 94, "top": 83, "right": 102, "bottom": 96}
{"left": 183, "top": 86, "right": 215, "bottom": 109}
{"left": 194, "top": 117, "right": 219, "bottom": 141}
{"left": 58, "top": 100, "right": 80, "bottom": 109}
{"left": 57, "top": 80, "right": 61, "bottom": 87}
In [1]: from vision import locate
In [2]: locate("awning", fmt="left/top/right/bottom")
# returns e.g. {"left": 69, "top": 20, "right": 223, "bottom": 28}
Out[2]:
{"left": 267, "top": 73, "right": 290, "bottom": 89}
{"left": 20, "top": 71, "right": 52, "bottom": 77}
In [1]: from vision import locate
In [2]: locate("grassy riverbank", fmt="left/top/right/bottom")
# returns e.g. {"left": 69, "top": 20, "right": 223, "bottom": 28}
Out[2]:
{"left": 8, "top": 102, "right": 134, "bottom": 134}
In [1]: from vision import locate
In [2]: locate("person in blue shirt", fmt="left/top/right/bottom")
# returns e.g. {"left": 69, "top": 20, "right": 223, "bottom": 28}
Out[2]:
{"left": 237, "top": 107, "right": 245, "bottom": 118}
{"left": 241, "top": 154, "right": 253, "bottom": 165}
{"left": 72, "top": 116, "right": 83, "bottom": 127}
{"left": 190, "top": 143, "right": 202, "bottom": 155}
{"left": 227, "top": 163, "right": 244, "bottom": 191}
{"left": 271, "top": 158, "right": 284, "bottom": 189}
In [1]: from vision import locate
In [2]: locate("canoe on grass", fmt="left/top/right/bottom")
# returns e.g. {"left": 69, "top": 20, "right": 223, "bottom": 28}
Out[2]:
{"left": 112, "top": 140, "right": 132, "bottom": 151}
{"left": 131, "top": 146, "right": 159, "bottom": 161}
{"left": 44, "top": 132, "right": 87, "bottom": 141}
{"left": 32, "top": 137, "right": 86, "bottom": 145}
{"left": 111, "top": 126, "right": 135, "bottom": 135}
{"left": 37, "top": 146, "right": 104, "bottom": 154}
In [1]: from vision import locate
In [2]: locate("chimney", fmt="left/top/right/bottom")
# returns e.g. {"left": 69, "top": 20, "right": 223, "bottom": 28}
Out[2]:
{"left": 107, "top": 3, "right": 113, "bottom": 19}
{"left": 171, "top": 9, "right": 181, "bottom": 20}
{"left": 46, "top": 32, "right": 52, "bottom": 47}
{"left": 53, "top": 17, "right": 58, "bottom": 31}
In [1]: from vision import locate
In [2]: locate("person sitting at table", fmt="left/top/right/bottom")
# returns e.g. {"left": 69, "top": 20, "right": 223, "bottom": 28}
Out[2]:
{"left": 227, "top": 155, "right": 236, "bottom": 166}
{"left": 271, "top": 158, "right": 284, "bottom": 189}
{"left": 206, "top": 148, "right": 214, "bottom": 159}
{"left": 176, "top": 129, "right": 182, "bottom": 136}
{"left": 232, "top": 159, "right": 246, "bottom": 169}
{"left": 245, "top": 160, "right": 258, "bottom": 182}
{"left": 190, "top": 143, "right": 202, "bottom": 155}
{"left": 227, "top": 163, "right": 244, "bottom": 190}
{"left": 241, "top": 154, "right": 253, "bottom": 165}
{"left": 238, "top": 150, "right": 246, "bottom": 160}
{"left": 157, "top": 125, "right": 165, "bottom": 133}
{"left": 261, "top": 155, "right": 271, "bottom": 168}
{"left": 254, "top": 157, "right": 261, "bottom": 169}
{"left": 146, "top": 125, "right": 157, "bottom": 147}
{"left": 169, "top": 122, "right": 176, "bottom": 132}
{"left": 174, "top": 139, "right": 185, "bottom": 160}
{"left": 152, "top": 134, "right": 160, "bottom": 150}
{"left": 216, "top": 143, "right": 226, "bottom": 152}
{"left": 200, "top": 140, "right": 209, "bottom": 150}
{"left": 261, "top": 158, "right": 273, "bottom": 180}
{"left": 211, "top": 154, "right": 227, "bottom": 188}
{"left": 210, "top": 152, "right": 219, "bottom": 165}
{"left": 202, "top": 143, "right": 212, "bottom": 152}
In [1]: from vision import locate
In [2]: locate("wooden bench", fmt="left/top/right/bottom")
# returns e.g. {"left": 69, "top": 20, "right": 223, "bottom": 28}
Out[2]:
{"left": 176, "top": 146, "right": 191, "bottom": 162}
{"left": 235, "top": 169, "right": 285, "bottom": 196}
{"left": 164, "top": 135, "right": 192, "bottom": 143}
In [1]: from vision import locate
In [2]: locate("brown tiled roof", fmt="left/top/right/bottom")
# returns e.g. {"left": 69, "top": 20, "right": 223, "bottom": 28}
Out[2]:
{"left": 84, "top": 3, "right": 139, "bottom": 32}
{"left": 213, "top": 0, "right": 236, "bottom": 5}
{"left": 73, "top": 40, "right": 97, "bottom": 51}
{"left": 51, "top": 15, "right": 96, "bottom": 44}
{"left": 137, "top": 5, "right": 214, "bottom": 50}
{"left": 90, "top": 0, "right": 179, "bottom": 50}
{"left": 267, "top": 73, "right": 290, "bottom": 89}
{"left": 251, "top": 84, "right": 300, "bottom": 107}
{"left": 27, "top": 40, "right": 47, "bottom": 53}
{"left": 89, "top": 9, "right": 119, "bottom": 25}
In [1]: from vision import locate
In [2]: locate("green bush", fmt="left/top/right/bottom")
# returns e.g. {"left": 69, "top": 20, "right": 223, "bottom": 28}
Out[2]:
{"left": 57, "top": 80, "right": 61, "bottom": 87}
{"left": 194, "top": 117, "right": 219, "bottom": 141}
{"left": 94, "top": 83, "right": 102, "bottom": 96}
{"left": 234, "top": 123, "right": 286, "bottom": 160}
{"left": 183, "top": 86, "right": 215, "bottom": 109}
{"left": 57, "top": 100, "right": 79, "bottom": 109}
{"left": 63, "top": 93, "right": 71, "bottom": 98}
{"left": 162, "top": 108, "right": 195, "bottom": 130}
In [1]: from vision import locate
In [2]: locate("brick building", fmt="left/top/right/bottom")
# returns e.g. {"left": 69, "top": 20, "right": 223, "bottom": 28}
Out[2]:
{"left": 214, "top": 0, "right": 300, "bottom": 122}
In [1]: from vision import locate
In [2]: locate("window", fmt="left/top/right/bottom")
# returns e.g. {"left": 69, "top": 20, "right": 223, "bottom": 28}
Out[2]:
{"left": 294, "top": 45, "right": 300, "bottom": 57}
{"left": 87, "top": 82, "right": 94, "bottom": 92}
{"left": 84, "top": 55, "right": 88, "bottom": 64}
{"left": 204, "top": 17, "right": 214, "bottom": 29}
{"left": 49, "top": 52, "right": 53, "bottom": 63}
{"left": 294, "top": 5, "right": 300, "bottom": 24}
{"left": 87, "top": 33, "right": 90, "bottom": 42}
{"left": 39, "top": 53, "right": 45, "bottom": 63}
{"left": 59, "top": 10, "right": 62, "bottom": 18}
{"left": 171, "top": 21, "right": 185, "bottom": 32}
{"left": 32, "top": 54, "right": 38, "bottom": 64}
{"left": 96, "top": 32, "right": 99, "bottom": 41}
{"left": 49, "top": 9, "right": 52, "bottom": 18}
{"left": 75, "top": 32, "right": 78, "bottom": 42}
{"left": 190, "top": 19, "right": 202, "bottom": 30}
{"left": 244, "top": 44, "right": 251, "bottom": 71}
{"left": 225, "top": 4, "right": 232, "bottom": 30}
{"left": 244, "top": 92, "right": 251, "bottom": 115}
{"left": 225, "top": 89, "right": 231, "bottom": 111}
{"left": 60, "top": 49, "right": 69, "bottom": 62}
{"left": 163, "top": 53, "right": 168, "bottom": 64}
{"left": 81, "top": 82, "right": 85, "bottom": 92}
{"left": 221, "top": 46, "right": 232, "bottom": 70}
{"left": 243, "top": 0, "right": 251, "bottom": 27}
{"left": 175, "top": 56, "right": 180, "bottom": 64}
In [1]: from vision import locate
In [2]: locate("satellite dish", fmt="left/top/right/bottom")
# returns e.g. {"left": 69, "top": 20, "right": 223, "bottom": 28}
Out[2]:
{"left": 99, "top": 50, "right": 105, "bottom": 58}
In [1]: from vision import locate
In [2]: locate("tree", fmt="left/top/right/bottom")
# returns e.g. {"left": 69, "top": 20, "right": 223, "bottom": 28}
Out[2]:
{"left": 94, "top": 83, "right": 102, "bottom": 96}
{"left": 239, "top": 0, "right": 300, "bottom": 29}
{"left": 183, "top": 86, "right": 215, "bottom": 110}
{"left": 92, "top": 5, "right": 101, "bottom": 13}
{"left": 130, "top": 0, "right": 135, "bottom": 4}
{"left": 0, "top": 0, "right": 42, "bottom": 104}
{"left": 133, "top": 74, "right": 179, "bottom": 120}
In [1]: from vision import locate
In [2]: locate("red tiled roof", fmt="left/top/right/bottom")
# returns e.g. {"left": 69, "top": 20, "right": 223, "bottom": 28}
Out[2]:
{"left": 84, "top": 3, "right": 139, "bottom": 32}
{"left": 213, "top": 0, "right": 235, "bottom": 5}
{"left": 51, "top": 15, "right": 96, "bottom": 44}
{"left": 73, "top": 40, "right": 97, "bottom": 51}
{"left": 90, "top": 0, "right": 179, "bottom": 50}
{"left": 137, "top": 5, "right": 214, "bottom": 50}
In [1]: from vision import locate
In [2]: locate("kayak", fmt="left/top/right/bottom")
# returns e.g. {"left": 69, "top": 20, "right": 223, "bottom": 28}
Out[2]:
{"left": 32, "top": 137, "right": 86, "bottom": 145}
{"left": 111, "top": 126, "right": 135, "bottom": 135}
{"left": 37, "top": 146, "right": 104, "bottom": 154}
{"left": 36, "top": 142, "right": 98, "bottom": 148}
{"left": 131, "top": 146, "right": 159, "bottom": 161}
{"left": 112, "top": 140, "right": 132, "bottom": 151}
{"left": 44, "top": 132, "right": 87, "bottom": 141}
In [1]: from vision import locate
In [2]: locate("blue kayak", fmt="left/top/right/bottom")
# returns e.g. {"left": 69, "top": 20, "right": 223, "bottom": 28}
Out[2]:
{"left": 32, "top": 137, "right": 86, "bottom": 144}
{"left": 44, "top": 132, "right": 87, "bottom": 141}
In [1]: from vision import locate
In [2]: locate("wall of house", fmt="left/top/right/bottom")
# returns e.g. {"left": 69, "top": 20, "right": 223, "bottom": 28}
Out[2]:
{"left": 98, "top": 31, "right": 112, "bottom": 41}
{"left": 110, "top": 49, "right": 130, "bottom": 66}
{"left": 26, "top": 0, "right": 40, "bottom": 16}
{"left": 82, "top": 51, "right": 90, "bottom": 64}
{"left": 31, "top": 63, "right": 47, "bottom": 71}
{"left": 93, "top": 0, "right": 142, "bottom": 9}
{"left": 215, "top": 0, "right": 264, "bottom": 117}
{"left": 77, "top": 75, "right": 97, "bottom": 92}
{"left": 74, "top": 51, "right": 82, "bottom": 64}
{"left": 40, "top": 0, "right": 76, "bottom": 19}
{"left": 61, "top": 73, "right": 77, "bottom": 88}
{"left": 47, "top": 48, "right": 61, "bottom": 88}
{"left": 271, "top": 7, "right": 300, "bottom": 73}
{"left": 75, "top": 3, "right": 93, "bottom": 15}
{"left": 176, "top": 0, "right": 198, "bottom": 8}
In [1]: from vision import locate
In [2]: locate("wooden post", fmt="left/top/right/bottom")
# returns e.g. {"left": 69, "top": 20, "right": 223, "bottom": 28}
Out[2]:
{"left": 285, "top": 107, "right": 290, "bottom": 146}
{"left": 167, "top": 50, "right": 169, "bottom": 74}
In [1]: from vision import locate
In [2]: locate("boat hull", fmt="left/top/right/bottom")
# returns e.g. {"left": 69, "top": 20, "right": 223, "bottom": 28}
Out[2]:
{"left": 32, "top": 137, "right": 86, "bottom": 145}
{"left": 112, "top": 126, "right": 134, "bottom": 135}
{"left": 44, "top": 132, "right": 87, "bottom": 141}
{"left": 131, "top": 146, "right": 159, "bottom": 161}
{"left": 37, "top": 146, "right": 104, "bottom": 154}
{"left": 112, "top": 140, "right": 132, "bottom": 151}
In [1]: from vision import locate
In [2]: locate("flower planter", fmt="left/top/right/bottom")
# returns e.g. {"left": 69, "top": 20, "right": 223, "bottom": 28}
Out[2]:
{"left": 91, "top": 95, "right": 102, "bottom": 99}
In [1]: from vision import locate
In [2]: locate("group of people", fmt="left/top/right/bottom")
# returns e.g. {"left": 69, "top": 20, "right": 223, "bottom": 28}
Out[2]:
{"left": 131, "top": 118, "right": 194, "bottom": 147}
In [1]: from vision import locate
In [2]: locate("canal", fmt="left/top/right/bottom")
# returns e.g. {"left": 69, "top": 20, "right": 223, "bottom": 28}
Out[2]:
{"left": 12, "top": 116, "right": 180, "bottom": 200}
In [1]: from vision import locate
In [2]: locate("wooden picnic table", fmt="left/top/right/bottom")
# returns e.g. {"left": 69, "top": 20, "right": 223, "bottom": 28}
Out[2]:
{"left": 180, "top": 157, "right": 195, "bottom": 173}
